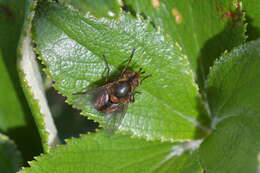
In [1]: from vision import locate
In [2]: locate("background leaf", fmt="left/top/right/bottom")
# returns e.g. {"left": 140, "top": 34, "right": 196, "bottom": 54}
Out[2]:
{"left": 124, "top": 0, "right": 246, "bottom": 86}
{"left": 63, "top": 0, "right": 121, "bottom": 18}
{"left": 199, "top": 39, "right": 260, "bottom": 172}
{"left": 20, "top": 131, "right": 203, "bottom": 173}
{"left": 206, "top": 39, "right": 260, "bottom": 122}
{"left": 17, "top": 0, "right": 59, "bottom": 152}
{"left": 242, "top": 0, "right": 260, "bottom": 40}
{"left": 0, "top": 50, "right": 26, "bottom": 142}
{"left": 200, "top": 113, "right": 260, "bottom": 173}
{"left": 0, "top": 0, "right": 42, "bottom": 161}
{"left": 0, "top": 133, "right": 23, "bottom": 173}
{"left": 32, "top": 2, "right": 210, "bottom": 142}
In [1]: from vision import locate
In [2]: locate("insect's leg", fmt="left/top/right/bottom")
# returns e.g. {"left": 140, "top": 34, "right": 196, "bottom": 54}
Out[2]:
{"left": 121, "top": 48, "right": 136, "bottom": 75}
{"left": 138, "top": 68, "right": 144, "bottom": 73}
{"left": 134, "top": 91, "right": 142, "bottom": 94}
{"left": 141, "top": 74, "right": 152, "bottom": 84}
{"left": 130, "top": 91, "right": 142, "bottom": 102}
{"left": 72, "top": 90, "right": 87, "bottom": 95}
{"left": 130, "top": 94, "right": 135, "bottom": 102}
{"left": 102, "top": 54, "right": 110, "bottom": 82}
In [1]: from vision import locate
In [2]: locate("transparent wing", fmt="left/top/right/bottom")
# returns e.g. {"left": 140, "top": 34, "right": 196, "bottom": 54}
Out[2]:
{"left": 103, "top": 103, "right": 128, "bottom": 131}
{"left": 72, "top": 86, "right": 108, "bottom": 119}
{"left": 73, "top": 86, "right": 105, "bottom": 104}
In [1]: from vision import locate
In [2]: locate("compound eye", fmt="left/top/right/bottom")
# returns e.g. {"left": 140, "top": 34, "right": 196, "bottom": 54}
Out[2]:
{"left": 114, "top": 82, "right": 130, "bottom": 98}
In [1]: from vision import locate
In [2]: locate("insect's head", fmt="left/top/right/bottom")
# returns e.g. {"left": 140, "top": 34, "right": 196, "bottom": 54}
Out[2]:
{"left": 122, "top": 71, "right": 141, "bottom": 88}
{"left": 122, "top": 68, "right": 151, "bottom": 88}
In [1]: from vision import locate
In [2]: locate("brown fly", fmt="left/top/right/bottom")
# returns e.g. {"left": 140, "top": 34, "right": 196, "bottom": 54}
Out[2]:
{"left": 74, "top": 49, "right": 150, "bottom": 129}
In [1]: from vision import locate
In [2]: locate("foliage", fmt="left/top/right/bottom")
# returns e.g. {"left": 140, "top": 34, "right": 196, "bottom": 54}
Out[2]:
{"left": 0, "top": 0, "right": 260, "bottom": 172}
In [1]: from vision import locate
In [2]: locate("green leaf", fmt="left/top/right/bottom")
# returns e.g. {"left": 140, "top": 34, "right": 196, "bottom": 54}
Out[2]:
{"left": 0, "top": 0, "right": 27, "bottom": 131}
{"left": 200, "top": 113, "right": 260, "bottom": 173}
{"left": 63, "top": 0, "right": 121, "bottom": 18}
{"left": 32, "top": 2, "right": 210, "bottom": 141}
{"left": 19, "top": 131, "right": 202, "bottom": 173}
{"left": 0, "top": 133, "right": 23, "bottom": 173}
{"left": 206, "top": 39, "right": 260, "bottom": 122}
{"left": 0, "top": 0, "right": 25, "bottom": 81}
{"left": 0, "top": 0, "right": 43, "bottom": 161}
{"left": 124, "top": 0, "right": 246, "bottom": 84}
{"left": 199, "top": 39, "right": 260, "bottom": 172}
{"left": 20, "top": 131, "right": 173, "bottom": 173}
{"left": 152, "top": 149, "right": 203, "bottom": 173}
{"left": 242, "top": 0, "right": 260, "bottom": 40}
{"left": 0, "top": 50, "right": 27, "bottom": 133}
{"left": 17, "top": 0, "right": 59, "bottom": 152}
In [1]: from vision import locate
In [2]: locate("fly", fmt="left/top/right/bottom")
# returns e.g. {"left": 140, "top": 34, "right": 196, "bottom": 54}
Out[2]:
{"left": 74, "top": 49, "right": 151, "bottom": 128}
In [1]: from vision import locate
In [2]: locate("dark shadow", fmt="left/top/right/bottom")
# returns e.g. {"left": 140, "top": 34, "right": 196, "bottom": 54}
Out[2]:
{"left": 0, "top": 4, "right": 14, "bottom": 18}
{"left": 245, "top": 15, "right": 260, "bottom": 41}
{"left": 193, "top": 96, "right": 211, "bottom": 139}
{"left": 46, "top": 88, "right": 99, "bottom": 143}
{"left": 121, "top": 1, "right": 157, "bottom": 29}
{"left": 196, "top": 22, "right": 244, "bottom": 89}
{"left": 0, "top": 2, "right": 43, "bottom": 164}
{"left": 3, "top": 125, "right": 43, "bottom": 166}
{"left": 121, "top": 0, "right": 136, "bottom": 17}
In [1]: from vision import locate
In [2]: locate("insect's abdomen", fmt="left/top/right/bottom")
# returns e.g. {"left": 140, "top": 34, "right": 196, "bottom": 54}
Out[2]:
{"left": 95, "top": 92, "right": 119, "bottom": 114}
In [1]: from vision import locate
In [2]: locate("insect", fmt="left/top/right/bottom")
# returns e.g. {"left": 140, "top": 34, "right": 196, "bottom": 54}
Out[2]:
{"left": 93, "top": 49, "right": 150, "bottom": 114}
{"left": 74, "top": 49, "right": 150, "bottom": 128}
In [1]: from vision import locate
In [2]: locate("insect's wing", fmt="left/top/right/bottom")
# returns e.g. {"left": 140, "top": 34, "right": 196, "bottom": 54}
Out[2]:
{"left": 104, "top": 103, "right": 128, "bottom": 131}
{"left": 72, "top": 85, "right": 127, "bottom": 131}
{"left": 72, "top": 86, "right": 108, "bottom": 116}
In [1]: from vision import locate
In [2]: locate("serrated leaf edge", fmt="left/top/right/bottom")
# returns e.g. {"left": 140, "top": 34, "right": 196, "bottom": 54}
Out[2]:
{"left": 17, "top": 0, "right": 59, "bottom": 152}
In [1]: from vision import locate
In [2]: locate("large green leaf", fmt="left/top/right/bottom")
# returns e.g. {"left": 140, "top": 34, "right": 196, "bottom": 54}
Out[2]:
{"left": 19, "top": 131, "right": 202, "bottom": 173}
{"left": 0, "top": 133, "right": 23, "bottom": 173}
{"left": 63, "top": 0, "right": 120, "bottom": 18}
{"left": 0, "top": 0, "right": 42, "bottom": 161}
{"left": 242, "top": 0, "right": 260, "bottom": 40}
{"left": 17, "top": 0, "right": 59, "bottom": 152}
{"left": 32, "top": 2, "right": 210, "bottom": 141}
{"left": 124, "top": 0, "right": 246, "bottom": 84}
{"left": 199, "top": 39, "right": 260, "bottom": 172}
